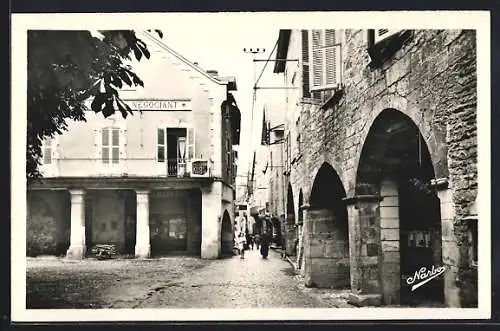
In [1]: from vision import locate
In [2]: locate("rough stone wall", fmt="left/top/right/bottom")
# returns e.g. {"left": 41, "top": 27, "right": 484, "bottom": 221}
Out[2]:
{"left": 285, "top": 30, "right": 477, "bottom": 306}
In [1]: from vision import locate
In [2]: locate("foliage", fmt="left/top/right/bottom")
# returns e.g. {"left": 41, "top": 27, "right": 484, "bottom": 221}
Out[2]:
{"left": 27, "top": 29, "right": 162, "bottom": 181}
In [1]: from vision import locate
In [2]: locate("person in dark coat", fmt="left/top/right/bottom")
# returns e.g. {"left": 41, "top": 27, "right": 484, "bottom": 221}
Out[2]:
{"left": 254, "top": 233, "right": 261, "bottom": 249}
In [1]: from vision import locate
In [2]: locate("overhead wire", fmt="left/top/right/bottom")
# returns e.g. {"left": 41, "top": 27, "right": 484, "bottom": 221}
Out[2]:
{"left": 247, "top": 38, "right": 279, "bottom": 182}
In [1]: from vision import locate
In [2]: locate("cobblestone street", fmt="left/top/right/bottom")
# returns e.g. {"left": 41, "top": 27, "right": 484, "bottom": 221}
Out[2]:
{"left": 27, "top": 249, "right": 352, "bottom": 309}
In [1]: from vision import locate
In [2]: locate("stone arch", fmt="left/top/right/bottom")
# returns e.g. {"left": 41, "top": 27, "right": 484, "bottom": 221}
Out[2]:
{"left": 354, "top": 105, "right": 448, "bottom": 190}
{"left": 355, "top": 108, "right": 444, "bottom": 306}
{"left": 220, "top": 209, "right": 234, "bottom": 256}
{"left": 304, "top": 162, "right": 350, "bottom": 289}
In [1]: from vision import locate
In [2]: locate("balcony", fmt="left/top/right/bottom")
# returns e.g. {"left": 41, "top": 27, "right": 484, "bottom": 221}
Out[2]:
{"left": 38, "top": 158, "right": 214, "bottom": 179}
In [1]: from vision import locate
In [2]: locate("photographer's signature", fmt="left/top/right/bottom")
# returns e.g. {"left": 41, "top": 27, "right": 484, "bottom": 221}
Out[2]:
{"left": 406, "top": 265, "right": 446, "bottom": 291}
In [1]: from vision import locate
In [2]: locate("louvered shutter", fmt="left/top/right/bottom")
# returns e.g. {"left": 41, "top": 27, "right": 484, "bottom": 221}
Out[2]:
{"left": 187, "top": 127, "right": 195, "bottom": 160}
{"left": 325, "top": 29, "right": 337, "bottom": 86}
{"left": 111, "top": 128, "right": 120, "bottom": 164}
{"left": 42, "top": 138, "right": 52, "bottom": 164}
{"left": 311, "top": 30, "right": 325, "bottom": 90}
{"left": 374, "top": 29, "right": 402, "bottom": 43}
{"left": 301, "top": 30, "right": 310, "bottom": 98}
{"left": 310, "top": 29, "right": 341, "bottom": 91}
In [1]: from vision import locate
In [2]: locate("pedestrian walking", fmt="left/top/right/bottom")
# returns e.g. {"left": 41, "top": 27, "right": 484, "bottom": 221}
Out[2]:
{"left": 237, "top": 232, "right": 247, "bottom": 259}
{"left": 246, "top": 233, "right": 254, "bottom": 250}
{"left": 254, "top": 233, "right": 261, "bottom": 250}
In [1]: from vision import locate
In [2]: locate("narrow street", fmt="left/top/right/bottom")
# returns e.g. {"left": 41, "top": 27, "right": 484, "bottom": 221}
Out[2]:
{"left": 27, "top": 249, "right": 352, "bottom": 309}
{"left": 133, "top": 249, "right": 326, "bottom": 308}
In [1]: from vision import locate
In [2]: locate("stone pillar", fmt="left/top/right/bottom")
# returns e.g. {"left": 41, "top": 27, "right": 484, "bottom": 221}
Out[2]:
{"left": 66, "top": 189, "right": 86, "bottom": 259}
{"left": 433, "top": 179, "right": 460, "bottom": 307}
{"left": 379, "top": 179, "right": 400, "bottom": 305}
{"left": 201, "top": 182, "right": 222, "bottom": 259}
{"left": 135, "top": 190, "right": 150, "bottom": 258}
{"left": 345, "top": 195, "right": 382, "bottom": 307}
{"left": 285, "top": 215, "right": 296, "bottom": 256}
{"left": 303, "top": 206, "right": 350, "bottom": 288}
{"left": 296, "top": 205, "right": 307, "bottom": 274}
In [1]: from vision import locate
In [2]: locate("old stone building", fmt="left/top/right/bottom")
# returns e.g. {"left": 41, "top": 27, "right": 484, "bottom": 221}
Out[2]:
{"left": 273, "top": 29, "right": 477, "bottom": 307}
{"left": 27, "top": 31, "right": 241, "bottom": 260}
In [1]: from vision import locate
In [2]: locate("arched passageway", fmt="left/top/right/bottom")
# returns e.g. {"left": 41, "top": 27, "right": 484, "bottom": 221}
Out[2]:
{"left": 221, "top": 210, "right": 234, "bottom": 256}
{"left": 285, "top": 183, "right": 296, "bottom": 255}
{"left": 356, "top": 109, "right": 443, "bottom": 306}
{"left": 304, "top": 163, "right": 350, "bottom": 289}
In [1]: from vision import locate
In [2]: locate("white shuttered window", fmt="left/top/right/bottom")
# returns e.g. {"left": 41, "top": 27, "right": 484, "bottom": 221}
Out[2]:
{"left": 310, "top": 29, "right": 342, "bottom": 91}
{"left": 95, "top": 121, "right": 126, "bottom": 173}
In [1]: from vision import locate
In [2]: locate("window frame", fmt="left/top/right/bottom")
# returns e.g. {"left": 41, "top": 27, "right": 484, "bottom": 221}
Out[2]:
{"left": 374, "top": 29, "right": 403, "bottom": 44}
{"left": 101, "top": 127, "right": 121, "bottom": 165}
{"left": 95, "top": 118, "right": 127, "bottom": 174}
{"left": 42, "top": 137, "right": 54, "bottom": 165}
{"left": 40, "top": 135, "right": 60, "bottom": 177}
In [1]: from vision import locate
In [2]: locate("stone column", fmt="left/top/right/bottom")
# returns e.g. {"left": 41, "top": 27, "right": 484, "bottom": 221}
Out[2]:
{"left": 296, "top": 204, "right": 308, "bottom": 274}
{"left": 135, "top": 190, "right": 150, "bottom": 258}
{"left": 344, "top": 195, "right": 383, "bottom": 307}
{"left": 66, "top": 189, "right": 86, "bottom": 259}
{"left": 379, "top": 179, "right": 400, "bottom": 305}
{"left": 201, "top": 182, "right": 222, "bottom": 259}
{"left": 433, "top": 178, "right": 460, "bottom": 307}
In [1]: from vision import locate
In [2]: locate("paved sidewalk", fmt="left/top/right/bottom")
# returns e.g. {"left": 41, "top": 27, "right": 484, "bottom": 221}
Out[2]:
{"left": 26, "top": 250, "right": 354, "bottom": 309}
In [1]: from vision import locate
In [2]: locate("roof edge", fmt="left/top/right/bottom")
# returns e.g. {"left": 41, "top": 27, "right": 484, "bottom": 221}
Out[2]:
{"left": 139, "top": 31, "right": 237, "bottom": 90}
{"left": 273, "top": 29, "right": 291, "bottom": 73}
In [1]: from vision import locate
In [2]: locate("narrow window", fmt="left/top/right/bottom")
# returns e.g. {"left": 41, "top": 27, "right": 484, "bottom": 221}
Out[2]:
{"left": 101, "top": 127, "right": 120, "bottom": 164}
{"left": 157, "top": 128, "right": 165, "bottom": 162}
{"left": 42, "top": 138, "right": 53, "bottom": 164}
{"left": 102, "top": 129, "right": 110, "bottom": 164}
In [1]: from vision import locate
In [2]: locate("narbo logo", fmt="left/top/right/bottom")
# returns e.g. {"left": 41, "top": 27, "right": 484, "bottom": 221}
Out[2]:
{"left": 406, "top": 265, "right": 446, "bottom": 291}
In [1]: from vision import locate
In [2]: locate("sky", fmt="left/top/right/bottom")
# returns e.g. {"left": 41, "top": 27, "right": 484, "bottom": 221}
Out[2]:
{"left": 154, "top": 23, "right": 284, "bottom": 196}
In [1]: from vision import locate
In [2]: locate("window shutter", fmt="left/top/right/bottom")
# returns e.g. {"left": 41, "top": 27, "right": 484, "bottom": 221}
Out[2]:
{"left": 43, "top": 139, "right": 52, "bottom": 164}
{"left": 325, "top": 29, "right": 338, "bottom": 86}
{"left": 374, "top": 29, "right": 402, "bottom": 44}
{"left": 311, "top": 30, "right": 324, "bottom": 90}
{"left": 111, "top": 128, "right": 119, "bottom": 164}
{"left": 311, "top": 29, "right": 341, "bottom": 91}
{"left": 311, "top": 49, "right": 324, "bottom": 89}
{"left": 187, "top": 127, "right": 195, "bottom": 160}
{"left": 301, "top": 30, "right": 310, "bottom": 98}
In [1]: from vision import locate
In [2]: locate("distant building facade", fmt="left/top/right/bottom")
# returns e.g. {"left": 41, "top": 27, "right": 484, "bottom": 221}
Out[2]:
{"left": 27, "top": 31, "right": 241, "bottom": 260}
{"left": 272, "top": 29, "right": 478, "bottom": 308}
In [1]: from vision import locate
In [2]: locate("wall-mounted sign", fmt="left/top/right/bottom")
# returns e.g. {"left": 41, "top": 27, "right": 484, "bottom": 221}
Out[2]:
{"left": 125, "top": 99, "right": 192, "bottom": 111}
